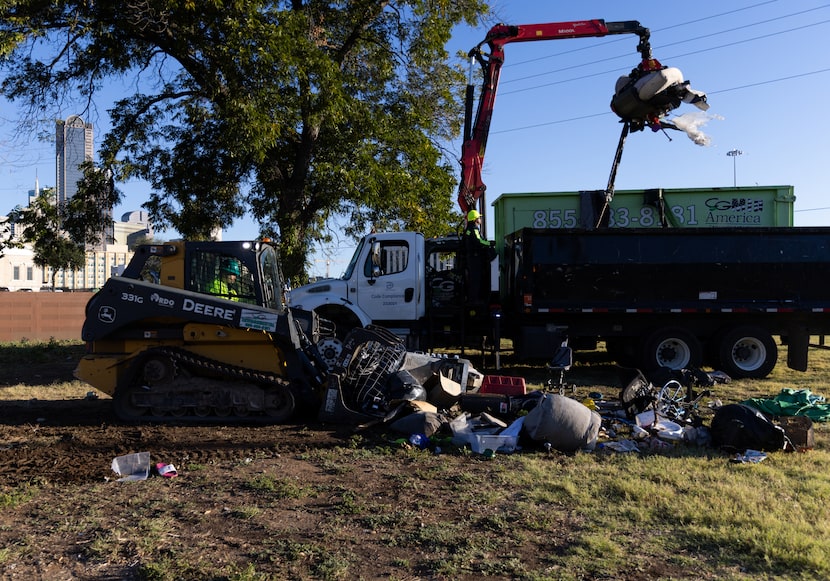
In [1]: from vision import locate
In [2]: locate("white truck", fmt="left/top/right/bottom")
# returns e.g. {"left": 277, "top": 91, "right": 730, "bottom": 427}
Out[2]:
{"left": 290, "top": 225, "right": 830, "bottom": 379}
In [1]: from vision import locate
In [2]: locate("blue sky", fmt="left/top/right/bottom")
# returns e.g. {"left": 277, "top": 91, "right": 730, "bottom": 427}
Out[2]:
{"left": 2, "top": 1, "right": 829, "bottom": 278}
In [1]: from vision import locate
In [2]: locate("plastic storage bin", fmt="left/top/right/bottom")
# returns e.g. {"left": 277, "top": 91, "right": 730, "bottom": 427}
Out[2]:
{"left": 479, "top": 375, "right": 526, "bottom": 396}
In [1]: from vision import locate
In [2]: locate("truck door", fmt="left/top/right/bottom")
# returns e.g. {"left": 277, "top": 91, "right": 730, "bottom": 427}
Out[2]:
{"left": 355, "top": 238, "right": 419, "bottom": 321}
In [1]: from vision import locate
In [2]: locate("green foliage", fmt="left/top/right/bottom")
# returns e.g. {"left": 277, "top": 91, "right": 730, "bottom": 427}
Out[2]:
{"left": 7, "top": 189, "right": 86, "bottom": 287}
{"left": 63, "top": 162, "right": 120, "bottom": 246}
{"left": 0, "top": 0, "right": 490, "bottom": 281}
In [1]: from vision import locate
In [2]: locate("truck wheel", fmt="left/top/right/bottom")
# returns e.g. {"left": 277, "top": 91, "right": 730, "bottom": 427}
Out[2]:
{"left": 316, "top": 336, "right": 344, "bottom": 369}
{"left": 717, "top": 326, "right": 777, "bottom": 379}
{"left": 642, "top": 327, "right": 702, "bottom": 371}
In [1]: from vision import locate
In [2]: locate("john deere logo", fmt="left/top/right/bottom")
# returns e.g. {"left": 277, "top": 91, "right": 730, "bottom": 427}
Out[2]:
{"left": 98, "top": 306, "right": 116, "bottom": 324}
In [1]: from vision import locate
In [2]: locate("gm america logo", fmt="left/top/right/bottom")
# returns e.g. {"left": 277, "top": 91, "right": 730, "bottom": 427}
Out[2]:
{"left": 705, "top": 197, "right": 764, "bottom": 225}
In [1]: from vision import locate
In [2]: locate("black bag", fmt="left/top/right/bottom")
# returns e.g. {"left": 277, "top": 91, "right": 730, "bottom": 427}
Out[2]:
{"left": 710, "top": 404, "right": 787, "bottom": 452}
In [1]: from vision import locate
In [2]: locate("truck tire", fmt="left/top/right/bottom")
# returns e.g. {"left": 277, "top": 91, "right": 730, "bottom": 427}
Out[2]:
{"left": 717, "top": 326, "right": 777, "bottom": 379}
{"left": 642, "top": 327, "right": 702, "bottom": 371}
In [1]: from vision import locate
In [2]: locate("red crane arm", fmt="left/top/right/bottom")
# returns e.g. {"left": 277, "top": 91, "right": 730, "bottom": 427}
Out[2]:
{"left": 457, "top": 19, "right": 655, "bottom": 214}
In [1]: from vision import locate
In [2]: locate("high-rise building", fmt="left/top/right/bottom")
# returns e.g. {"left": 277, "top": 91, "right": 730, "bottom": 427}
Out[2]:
{"left": 55, "top": 115, "right": 115, "bottom": 247}
{"left": 55, "top": 115, "right": 94, "bottom": 206}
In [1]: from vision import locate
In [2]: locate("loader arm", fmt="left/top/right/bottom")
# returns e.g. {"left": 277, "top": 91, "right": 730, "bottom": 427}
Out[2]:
{"left": 457, "top": 19, "right": 658, "bottom": 216}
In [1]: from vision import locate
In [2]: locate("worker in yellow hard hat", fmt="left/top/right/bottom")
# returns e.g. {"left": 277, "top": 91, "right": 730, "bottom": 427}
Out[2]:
{"left": 464, "top": 209, "right": 491, "bottom": 248}
{"left": 463, "top": 208, "right": 495, "bottom": 304}
{"left": 464, "top": 210, "right": 490, "bottom": 246}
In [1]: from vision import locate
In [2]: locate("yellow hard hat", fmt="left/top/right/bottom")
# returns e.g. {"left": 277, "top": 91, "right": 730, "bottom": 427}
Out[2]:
{"left": 467, "top": 209, "right": 481, "bottom": 221}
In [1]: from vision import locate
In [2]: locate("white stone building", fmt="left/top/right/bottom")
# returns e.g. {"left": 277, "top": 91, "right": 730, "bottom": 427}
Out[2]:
{"left": 0, "top": 211, "right": 153, "bottom": 291}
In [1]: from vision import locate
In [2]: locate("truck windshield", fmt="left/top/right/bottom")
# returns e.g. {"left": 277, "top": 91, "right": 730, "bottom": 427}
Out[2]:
{"left": 342, "top": 236, "right": 366, "bottom": 280}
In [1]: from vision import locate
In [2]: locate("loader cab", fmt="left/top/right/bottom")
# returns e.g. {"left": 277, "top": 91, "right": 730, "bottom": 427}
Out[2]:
{"left": 190, "top": 251, "right": 258, "bottom": 304}
{"left": 121, "top": 240, "right": 287, "bottom": 311}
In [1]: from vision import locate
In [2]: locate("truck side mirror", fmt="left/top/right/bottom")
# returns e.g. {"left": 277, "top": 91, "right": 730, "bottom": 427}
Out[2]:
{"left": 369, "top": 241, "right": 382, "bottom": 283}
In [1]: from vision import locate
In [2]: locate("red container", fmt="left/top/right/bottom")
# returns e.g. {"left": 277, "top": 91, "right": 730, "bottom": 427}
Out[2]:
{"left": 479, "top": 375, "right": 526, "bottom": 396}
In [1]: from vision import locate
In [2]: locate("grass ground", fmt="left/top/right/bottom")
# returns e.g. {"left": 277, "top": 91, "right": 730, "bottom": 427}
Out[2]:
{"left": 0, "top": 339, "right": 828, "bottom": 580}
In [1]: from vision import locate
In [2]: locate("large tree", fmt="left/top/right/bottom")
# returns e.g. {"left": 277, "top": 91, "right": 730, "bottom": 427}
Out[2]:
{"left": 0, "top": 0, "right": 488, "bottom": 281}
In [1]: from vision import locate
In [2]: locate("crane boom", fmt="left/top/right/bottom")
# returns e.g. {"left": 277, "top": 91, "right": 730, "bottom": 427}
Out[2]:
{"left": 457, "top": 19, "right": 658, "bottom": 215}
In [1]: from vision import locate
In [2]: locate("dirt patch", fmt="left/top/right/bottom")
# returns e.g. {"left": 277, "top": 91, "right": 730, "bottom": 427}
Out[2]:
{"left": 0, "top": 347, "right": 748, "bottom": 580}
{"left": 0, "top": 395, "right": 583, "bottom": 580}
{"left": 0, "top": 397, "right": 359, "bottom": 486}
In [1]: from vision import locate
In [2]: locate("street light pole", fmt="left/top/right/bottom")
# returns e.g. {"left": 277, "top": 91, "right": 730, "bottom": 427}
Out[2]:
{"left": 727, "top": 149, "right": 743, "bottom": 187}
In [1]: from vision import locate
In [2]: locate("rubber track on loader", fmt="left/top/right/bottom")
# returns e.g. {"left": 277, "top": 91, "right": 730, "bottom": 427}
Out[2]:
{"left": 113, "top": 346, "right": 298, "bottom": 424}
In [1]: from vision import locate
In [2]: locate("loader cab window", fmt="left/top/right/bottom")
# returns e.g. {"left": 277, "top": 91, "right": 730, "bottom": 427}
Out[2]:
{"left": 137, "top": 255, "right": 161, "bottom": 284}
{"left": 120, "top": 245, "right": 172, "bottom": 282}
{"left": 190, "top": 252, "right": 257, "bottom": 304}
{"left": 258, "top": 245, "right": 285, "bottom": 311}
{"left": 364, "top": 241, "right": 409, "bottom": 278}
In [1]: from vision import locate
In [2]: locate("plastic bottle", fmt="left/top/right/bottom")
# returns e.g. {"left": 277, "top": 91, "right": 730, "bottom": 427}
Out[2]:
{"left": 408, "top": 433, "right": 429, "bottom": 450}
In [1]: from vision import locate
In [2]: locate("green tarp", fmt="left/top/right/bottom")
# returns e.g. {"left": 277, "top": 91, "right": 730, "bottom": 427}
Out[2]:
{"left": 742, "top": 388, "right": 830, "bottom": 422}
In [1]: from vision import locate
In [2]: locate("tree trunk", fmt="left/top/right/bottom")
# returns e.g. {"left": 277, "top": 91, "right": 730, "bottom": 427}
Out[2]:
{"left": 278, "top": 220, "right": 310, "bottom": 287}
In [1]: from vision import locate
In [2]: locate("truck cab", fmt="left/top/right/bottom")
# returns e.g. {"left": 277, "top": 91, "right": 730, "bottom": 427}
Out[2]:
{"left": 289, "top": 232, "right": 477, "bottom": 348}
{"left": 290, "top": 232, "right": 427, "bottom": 339}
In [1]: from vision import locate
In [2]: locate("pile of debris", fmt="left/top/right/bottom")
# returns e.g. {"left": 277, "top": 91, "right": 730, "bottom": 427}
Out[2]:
{"left": 318, "top": 326, "right": 813, "bottom": 460}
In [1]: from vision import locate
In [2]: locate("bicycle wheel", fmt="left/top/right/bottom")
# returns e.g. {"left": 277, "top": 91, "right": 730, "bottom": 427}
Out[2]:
{"left": 656, "top": 379, "right": 687, "bottom": 421}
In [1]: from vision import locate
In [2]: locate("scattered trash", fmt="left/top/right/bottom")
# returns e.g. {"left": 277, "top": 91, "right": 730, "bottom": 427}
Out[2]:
{"left": 730, "top": 449, "right": 767, "bottom": 464}
{"left": 599, "top": 439, "right": 639, "bottom": 453}
{"left": 710, "top": 404, "right": 789, "bottom": 452}
{"left": 742, "top": 388, "right": 830, "bottom": 423}
{"left": 645, "top": 436, "right": 673, "bottom": 452}
{"left": 389, "top": 407, "right": 444, "bottom": 438}
{"left": 408, "top": 433, "right": 430, "bottom": 450}
{"left": 371, "top": 361, "right": 799, "bottom": 462}
{"left": 523, "top": 394, "right": 601, "bottom": 453}
{"left": 448, "top": 411, "right": 518, "bottom": 455}
{"left": 111, "top": 452, "right": 151, "bottom": 482}
{"left": 471, "top": 433, "right": 517, "bottom": 455}
{"left": 773, "top": 415, "right": 814, "bottom": 451}
{"left": 479, "top": 375, "right": 526, "bottom": 396}
{"left": 155, "top": 463, "right": 178, "bottom": 478}
{"left": 652, "top": 419, "right": 684, "bottom": 442}
{"left": 111, "top": 453, "right": 180, "bottom": 481}
{"left": 631, "top": 425, "right": 649, "bottom": 441}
